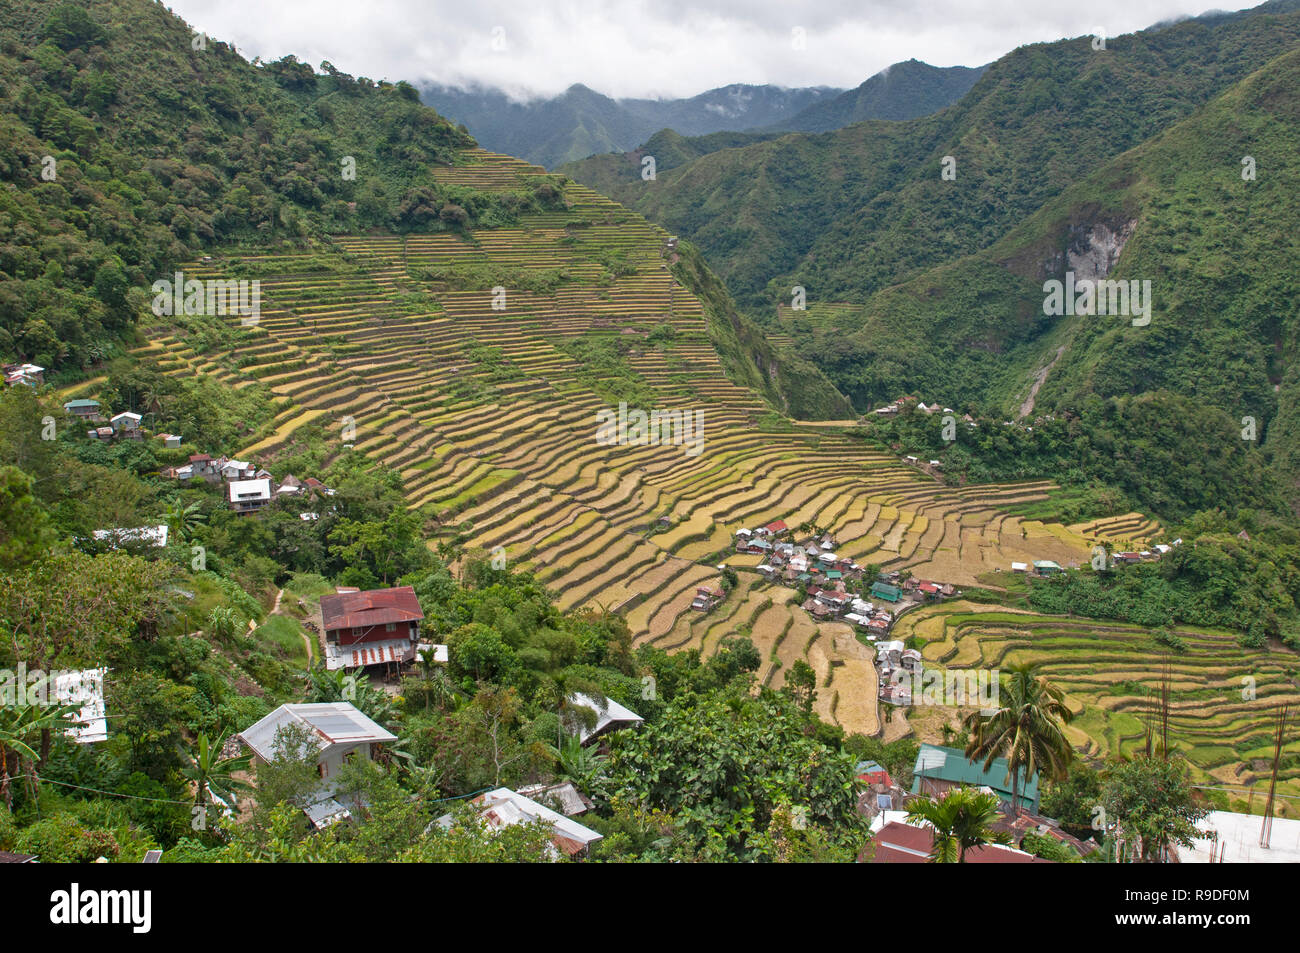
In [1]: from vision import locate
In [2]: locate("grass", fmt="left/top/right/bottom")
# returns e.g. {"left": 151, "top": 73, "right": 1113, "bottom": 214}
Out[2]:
{"left": 251, "top": 614, "right": 310, "bottom": 667}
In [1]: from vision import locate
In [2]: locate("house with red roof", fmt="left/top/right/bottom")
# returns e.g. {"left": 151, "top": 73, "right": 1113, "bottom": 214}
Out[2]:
{"left": 319, "top": 585, "right": 425, "bottom": 671}
{"left": 863, "top": 819, "right": 1053, "bottom": 864}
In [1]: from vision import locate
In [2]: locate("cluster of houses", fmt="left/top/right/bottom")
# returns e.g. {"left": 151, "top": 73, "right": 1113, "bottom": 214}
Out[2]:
{"left": 63, "top": 397, "right": 186, "bottom": 448}
{"left": 733, "top": 520, "right": 962, "bottom": 639}
{"left": 1009, "top": 539, "right": 1182, "bottom": 576}
{"left": 158, "top": 452, "right": 333, "bottom": 516}
{"left": 691, "top": 585, "right": 724, "bottom": 612}
{"left": 873, "top": 638, "right": 924, "bottom": 705}
{"left": 234, "top": 586, "right": 644, "bottom": 855}
{"left": 871, "top": 395, "right": 963, "bottom": 419}
{"left": 736, "top": 521, "right": 865, "bottom": 587}
{"left": 63, "top": 398, "right": 152, "bottom": 443}
{"left": 861, "top": 744, "right": 1094, "bottom": 863}
{"left": 3, "top": 362, "right": 44, "bottom": 387}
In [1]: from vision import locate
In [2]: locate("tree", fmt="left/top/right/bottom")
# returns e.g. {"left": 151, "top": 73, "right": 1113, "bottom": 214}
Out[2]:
{"left": 904, "top": 787, "right": 1011, "bottom": 863}
{"left": 603, "top": 690, "right": 863, "bottom": 861}
{"left": 1102, "top": 756, "right": 1209, "bottom": 862}
{"left": 180, "top": 731, "right": 252, "bottom": 820}
{"left": 785, "top": 659, "right": 817, "bottom": 715}
{"left": 0, "top": 466, "right": 54, "bottom": 571}
{"left": 404, "top": 645, "right": 459, "bottom": 712}
{"left": 0, "top": 685, "right": 81, "bottom": 810}
{"left": 964, "top": 662, "right": 1074, "bottom": 813}
{"left": 163, "top": 493, "right": 206, "bottom": 543}
{"left": 547, "top": 731, "right": 607, "bottom": 789}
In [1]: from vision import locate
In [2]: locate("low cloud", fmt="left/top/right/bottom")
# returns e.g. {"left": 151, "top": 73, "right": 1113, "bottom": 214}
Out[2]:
{"left": 170, "top": 0, "right": 1228, "bottom": 99}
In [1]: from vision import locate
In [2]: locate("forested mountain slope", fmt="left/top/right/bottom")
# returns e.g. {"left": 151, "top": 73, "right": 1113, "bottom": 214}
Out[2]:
{"left": 563, "top": 1, "right": 1300, "bottom": 314}
{"left": 0, "top": 0, "right": 843, "bottom": 414}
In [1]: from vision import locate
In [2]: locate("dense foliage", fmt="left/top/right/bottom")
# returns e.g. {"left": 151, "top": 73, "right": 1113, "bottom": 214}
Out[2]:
{"left": 0, "top": 0, "right": 568, "bottom": 375}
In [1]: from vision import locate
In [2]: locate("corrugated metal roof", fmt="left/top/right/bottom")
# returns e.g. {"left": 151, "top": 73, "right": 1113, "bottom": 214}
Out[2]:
{"left": 238, "top": 703, "right": 396, "bottom": 761}
{"left": 320, "top": 585, "right": 424, "bottom": 631}
{"left": 911, "top": 744, "right": 1039, "bottom": 804}
{"left": 474, "top": 788, "right": 603, "bottom": 852}
{"left": 566, "top": 692, "right": 643, "bottom": 744}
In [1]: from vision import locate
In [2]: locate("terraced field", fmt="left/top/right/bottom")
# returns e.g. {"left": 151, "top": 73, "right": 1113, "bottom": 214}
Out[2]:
{"left": 141, "top": 149, "right": 1136, "bottom": 738}
{"left": 895, "top": 601, "right": 1300, "bottom": 794}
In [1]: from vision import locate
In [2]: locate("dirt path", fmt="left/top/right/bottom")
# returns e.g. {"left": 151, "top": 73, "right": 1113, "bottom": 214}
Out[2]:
{"left": 253, "top": 587, "right": 314, "bottom": 665}
{"left": 1018, "top": 345, "right": 1066, "bottom": 419}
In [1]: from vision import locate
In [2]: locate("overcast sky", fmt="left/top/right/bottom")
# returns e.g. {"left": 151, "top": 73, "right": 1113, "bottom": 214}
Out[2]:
{"left": 168, "top": 0, "right": 1248, "bottom": 100}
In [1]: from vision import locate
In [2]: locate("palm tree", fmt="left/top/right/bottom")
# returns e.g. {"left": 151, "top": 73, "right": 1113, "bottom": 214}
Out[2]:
{"left": 547, "top": 731, "right": 608, "bottom": 788}
{"left": 963, "top": 662, "right": 1074, "bottom": 813}
{"left": 407, "top": 646, "right": 458, "bottom": 712}
{"left": 905, "top": 787, "right": 1010, "bottom": 862}
{"left": 308, "top": 665, "right": 397, "bottom": 729}
{"left": 180, "top": 731, "right": 252, "bottom": 819}
{"left": 163, "top": 493, "right": 206, "bottom": 542}
{"left": 0, "top": 692, "right": 81, "bottom": 810}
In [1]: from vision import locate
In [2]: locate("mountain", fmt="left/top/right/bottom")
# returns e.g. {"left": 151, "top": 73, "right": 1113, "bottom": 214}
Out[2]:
{"left": 430, "top": 60, "right": 985, "bottom": 172}
{"left": 815, "top": 42, "right": 1300, "bottom": 515}
{"left": 419, "top": 81, "right": 842, "bottom": 169}
{"left": 560, "top": 0, "right": 1300, "bottom": 515}
{"left": 773, "top": 59, "right": 988, "bottom": 132}
{"left": 562, "top": 2, "right": 1300, "bottom": 317}
{"left": 0, "top": 0, "right": 846, "bottom": 414}
{"left": 3, "top": 0, "right": 1299, "bottom": 858}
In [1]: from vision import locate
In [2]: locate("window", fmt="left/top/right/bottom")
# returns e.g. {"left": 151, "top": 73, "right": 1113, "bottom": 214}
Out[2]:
{"left": 385, "top": 622, "right": 395, "bottom": 632}
{"left": 352, "top": 627, "right": 362, "bottom": 638}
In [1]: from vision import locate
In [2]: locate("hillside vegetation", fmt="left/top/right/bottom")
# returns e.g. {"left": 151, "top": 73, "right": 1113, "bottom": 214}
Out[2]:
{"left": 565, "top": 2, "right": 1300, "bottom": 313}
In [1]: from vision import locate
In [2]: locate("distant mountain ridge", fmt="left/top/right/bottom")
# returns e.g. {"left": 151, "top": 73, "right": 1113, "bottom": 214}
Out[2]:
{"left": 771, "top": 58, "right": 988, "bottom": 132}
{"left": 420, "top": 59, "right": 983, "bottom": 169}
{"left": 419, "top": 81, "right": 841, "bottom": 168}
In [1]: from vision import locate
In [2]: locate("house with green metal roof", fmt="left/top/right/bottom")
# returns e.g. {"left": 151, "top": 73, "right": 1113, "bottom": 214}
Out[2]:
{"left": 62, "top": 398, "right": 101, "bottom": 419}
{"left": 1032, "top": 560, "right": 1063, "bottom": 575}
{"left": 871, "top": 581, "right": 902, "bottom": 602}
{"left": 911, "top": 743, "right": 1040, "bottom": 813}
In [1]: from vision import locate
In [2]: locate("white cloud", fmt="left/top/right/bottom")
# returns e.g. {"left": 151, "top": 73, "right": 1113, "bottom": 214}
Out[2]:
{"left": 168, "top": 0, "right": 1240, "bottom": 98}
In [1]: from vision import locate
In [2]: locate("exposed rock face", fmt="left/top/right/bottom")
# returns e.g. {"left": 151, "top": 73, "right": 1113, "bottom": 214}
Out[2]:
{"left": 1065, "top": 221, "right": 1136, "bottom": 281}
{"left": 1032, "top": 219, "right": 1137, "bottom": 282}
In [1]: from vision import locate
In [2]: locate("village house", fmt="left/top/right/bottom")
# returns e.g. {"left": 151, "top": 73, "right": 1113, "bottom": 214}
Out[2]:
{"left": 516, "top": 781, "right": 593, "bottom": 817}
{"left": 691, "top": 585, "right": 724, "bottom": 612}
{"left": 238, "top": 702, "right": 397, "bottom": 830}
{"left": 871, "top": 581, "right": 903, "bottom": 603}
{"left": 63, "top": 398, "right": 101, "bottom": 420}
{"left": 564, "top": 692, "right": 643, "bottom": 745}
{"left": 319, "top": 585, "right": 424, "bottom": 672}
{"left": 864, "top": 813, "right": 1053, "bottom": 864}
{"left": 110, "top": 411, "right": 143, "bottom": 438}
{"left": 912, "top": 744, "right": 1041, "bottom": 814}
{"left": 220, "top": 459, "right": 255, "bottom": 481}
{"left": 228, "top": 477, "right": 272, "bottom": 514}
{"left": 3, "top": 363, "right": 44, "bottom": 387}
{"left": 436, "top": 787, "right": 603, "bottom": 859}
{"left": 188, "top": 454, "right": 222, "bottom": 481}
{"left": 155, "top": 432, "right": 182, "bottom": 449}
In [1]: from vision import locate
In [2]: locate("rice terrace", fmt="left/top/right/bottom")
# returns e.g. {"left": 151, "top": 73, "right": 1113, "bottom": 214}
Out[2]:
{"left": 9, "top": 0, "right": 1300, "bottom": 876}
{"left": 115, "top": 150, "right": 1298, "bottom": 787}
